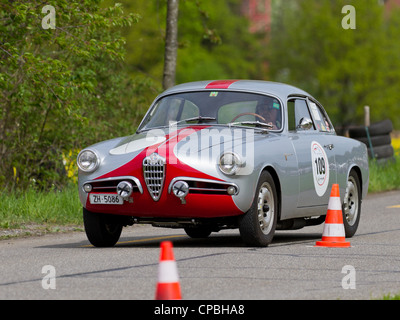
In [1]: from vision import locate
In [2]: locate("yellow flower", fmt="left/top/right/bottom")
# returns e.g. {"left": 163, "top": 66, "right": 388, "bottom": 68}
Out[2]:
{"left": 62, "top": 150, "right": 79, "bottom": 183}
{"left": 392, "top": 135, "right": 400, "bottom": 156}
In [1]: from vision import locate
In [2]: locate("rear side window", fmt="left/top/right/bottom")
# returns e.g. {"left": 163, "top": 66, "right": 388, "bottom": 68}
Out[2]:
{"left": 308, "top": 101, "right": 333, "bottom": 132}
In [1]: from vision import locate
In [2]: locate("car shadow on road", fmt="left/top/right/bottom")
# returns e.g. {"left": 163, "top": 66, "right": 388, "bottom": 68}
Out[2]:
{"left": 36, "top": 230, "right": 322, "bottom": 249}
{"left": 113, "top": 231, "right": 322, "bottom": 249}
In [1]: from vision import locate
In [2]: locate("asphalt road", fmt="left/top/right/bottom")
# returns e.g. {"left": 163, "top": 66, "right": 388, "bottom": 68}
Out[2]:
{"left": 1, "top": 190, "right": 400, "bottom": 300}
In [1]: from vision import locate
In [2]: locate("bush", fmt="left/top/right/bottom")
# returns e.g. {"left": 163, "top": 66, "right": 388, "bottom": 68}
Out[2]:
{"left": 0, "top": 0, "right": 142, "bottom": 190}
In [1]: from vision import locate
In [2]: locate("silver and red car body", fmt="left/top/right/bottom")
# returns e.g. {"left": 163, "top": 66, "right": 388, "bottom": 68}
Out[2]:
{"left": 77, "top": 80, "right": 368, "bottom": 228}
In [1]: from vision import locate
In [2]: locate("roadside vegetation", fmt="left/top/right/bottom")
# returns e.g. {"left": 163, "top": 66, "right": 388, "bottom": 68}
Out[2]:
{"left": 368, "top": 156, "right": 400, "bottom": 193}
{"left": 0, "top": 183, "right": 82, "bottom": 238}
{"left": 382, "top": 293, "right": 400, "bottom": 300}
{"left": 368, "top": 136, "right": 400, "bottom": 193}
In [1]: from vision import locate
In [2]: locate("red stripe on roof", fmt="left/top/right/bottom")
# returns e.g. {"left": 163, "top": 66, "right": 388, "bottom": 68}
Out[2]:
{"left": 205, "top": 80, "right": 239, "bottom": 89}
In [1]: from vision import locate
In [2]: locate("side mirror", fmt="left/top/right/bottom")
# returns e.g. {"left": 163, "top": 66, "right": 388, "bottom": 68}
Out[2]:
{"left": 298, "top": 117, "right": 313, "bottom": 130}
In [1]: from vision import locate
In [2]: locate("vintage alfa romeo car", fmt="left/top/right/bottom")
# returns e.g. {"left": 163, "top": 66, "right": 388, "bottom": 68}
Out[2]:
{"left": 77, "top": 80, "right": 369, "bottom": 247}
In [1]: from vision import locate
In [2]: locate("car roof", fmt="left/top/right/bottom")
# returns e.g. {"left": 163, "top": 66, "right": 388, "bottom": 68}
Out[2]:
{"left": 160, "top": 80, "right": 314, "bottom": 102}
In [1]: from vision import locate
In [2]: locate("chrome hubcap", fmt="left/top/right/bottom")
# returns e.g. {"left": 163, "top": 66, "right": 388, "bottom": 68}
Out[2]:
{"left": 257, "top": 182, "right": 274, "bottom": 235}
{"left": 343, "top": 176, "right": 359, "bottom": 226}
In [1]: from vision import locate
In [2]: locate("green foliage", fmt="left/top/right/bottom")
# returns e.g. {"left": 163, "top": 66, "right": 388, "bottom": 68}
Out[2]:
{"left": 269, "top": 0, "right": 400, "bottom": 130}
{"left": 177, "top": 0, "right": 267, "bottom": 82}
{"left": 0, "top": 0, "right": 145, "bottom": 189}
{"left": 108, "top": 0, "right": 268, "bottom": 83}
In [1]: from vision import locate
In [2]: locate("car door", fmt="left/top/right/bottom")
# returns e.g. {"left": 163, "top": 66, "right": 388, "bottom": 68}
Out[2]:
{"left": 287, "top": 97, "right": 336, "bottom": 208}
{"left": 307, "top": 98, "right": 337, "bottom": 199}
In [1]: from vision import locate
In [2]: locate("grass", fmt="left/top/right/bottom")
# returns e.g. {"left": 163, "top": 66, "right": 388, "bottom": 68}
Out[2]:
{"left": 368, "top": 134, "right": 400, "bottom": 192}
{"left": 368, "top": 155, "right": 400, "bottom": 193}
{"left": 0, "top": 184, "right": 82, "bottom": 238}
{"left": 382, "top": 293, "right": 400, "bottom": 300}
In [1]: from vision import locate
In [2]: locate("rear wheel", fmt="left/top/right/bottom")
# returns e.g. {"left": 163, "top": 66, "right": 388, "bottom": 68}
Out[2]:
{"left": 342, "top": 170, "right": 361, "bottom": 238}
{"left": 83, "top": 208, "right": 123, "bottom": 247}
{"left": 239, "top": 171, "right": 278, "bottom": 247}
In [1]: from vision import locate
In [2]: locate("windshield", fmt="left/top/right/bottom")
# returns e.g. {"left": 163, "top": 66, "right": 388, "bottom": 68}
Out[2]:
{"left": 138, "top": 91, "right": 283, "bottom": 132}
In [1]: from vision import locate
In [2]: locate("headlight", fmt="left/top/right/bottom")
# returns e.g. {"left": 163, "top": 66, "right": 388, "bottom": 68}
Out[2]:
{"left": 219, "top": 152, "right": 243, "bottom": 175}
{"left": 77, "top": 149, "right": 100, "bottom": 173}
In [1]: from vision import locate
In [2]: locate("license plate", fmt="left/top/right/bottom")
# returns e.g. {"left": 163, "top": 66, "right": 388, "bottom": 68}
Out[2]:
{"left": 89, "top": 194, "right": 123, "bottom": 205}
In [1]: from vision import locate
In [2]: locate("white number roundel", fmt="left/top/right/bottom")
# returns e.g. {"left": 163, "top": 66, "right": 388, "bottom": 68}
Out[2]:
{"left": 311, "top": 141, "right": 329, "bottom": 197}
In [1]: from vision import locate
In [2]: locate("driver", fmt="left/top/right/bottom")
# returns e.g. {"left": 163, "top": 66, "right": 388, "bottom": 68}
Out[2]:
{"left": 256, "top": 99, "right": 281, "bottom": 130}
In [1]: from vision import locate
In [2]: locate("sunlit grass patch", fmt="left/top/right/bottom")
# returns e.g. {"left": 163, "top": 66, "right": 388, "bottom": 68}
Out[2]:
{"left": 0, "top": 184, "right": 82, "bottom": 230}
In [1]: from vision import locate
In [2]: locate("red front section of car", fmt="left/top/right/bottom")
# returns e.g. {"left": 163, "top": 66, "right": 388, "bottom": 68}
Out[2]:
{"left": 84, "top": 127, "right": 244, "bottom": 218}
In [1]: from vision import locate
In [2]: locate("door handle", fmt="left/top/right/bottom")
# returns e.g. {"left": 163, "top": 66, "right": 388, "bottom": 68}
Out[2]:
{"left": 324, "top": 144, "right": 334, "bottom": 150}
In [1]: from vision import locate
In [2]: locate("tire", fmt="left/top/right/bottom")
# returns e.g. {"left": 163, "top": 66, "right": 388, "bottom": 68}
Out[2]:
{"left": 342, "top": 170, "right": 361, "bottom": 238}
{"left": 184, "top": 227, "right": 212, "bottom": 238}
{"left": 348, "top": 119, "right": 393, "bottom": 138}
{"left": 239, "top": 171, "right": 278, "bottom": 247}
{"left": 357, "top": 134, "right": 391, "bottom": 147}
{"left": 368, "top": 145, "right": 394, "bottom": 159}
{"left": 83, "top": 208, "right": 123, "bottom": 247}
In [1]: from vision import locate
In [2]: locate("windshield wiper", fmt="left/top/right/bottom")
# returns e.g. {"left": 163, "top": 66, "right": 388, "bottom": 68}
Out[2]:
{"left": 229, "top": 121, "right": 273, "bottom": 130}
{"left": 173, "top": 116, "right": 216, "bottom": 125}
{"left": 136, "top": 117, "right": 217, "bottom": 133}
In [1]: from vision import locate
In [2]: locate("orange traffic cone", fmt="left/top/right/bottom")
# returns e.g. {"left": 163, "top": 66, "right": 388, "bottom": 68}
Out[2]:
{"left": 155, "top": 241, "right": 182, "bottom": 300}
{"left": 315, "top": 184, "right": 351, "bottom": 248}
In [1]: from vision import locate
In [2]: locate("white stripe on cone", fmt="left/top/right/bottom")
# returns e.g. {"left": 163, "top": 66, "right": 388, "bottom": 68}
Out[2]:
{"left": 322, "top": 223, "right": 345, "bottom": 237}
{"left": 158, "top": 261, "right": 179, "bottom": 283}
{"left": 327, "top": 196, "right": 342, "bottom": 211}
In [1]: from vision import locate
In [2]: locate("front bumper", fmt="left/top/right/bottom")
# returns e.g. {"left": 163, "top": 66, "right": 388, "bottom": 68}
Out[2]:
{"left": 80, "top": 175, "right": 243, "bottom": 218}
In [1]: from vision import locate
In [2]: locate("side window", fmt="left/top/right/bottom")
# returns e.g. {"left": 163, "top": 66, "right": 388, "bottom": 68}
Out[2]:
{"left": 308, "top": 101, "right": 333, "bottom": 132}
{"left": 287, "top": 98, "right": 315, "bottom": 131}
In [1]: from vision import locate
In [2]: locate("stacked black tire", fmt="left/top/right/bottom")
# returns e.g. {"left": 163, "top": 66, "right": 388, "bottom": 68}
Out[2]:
{"left": 348, "top": 119, "right": 394, "bottom": 161}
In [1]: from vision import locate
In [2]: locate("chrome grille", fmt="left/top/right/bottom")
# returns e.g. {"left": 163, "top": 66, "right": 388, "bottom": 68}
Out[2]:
{"left": 143, "top": 153, "right": 166, "bottom": 201}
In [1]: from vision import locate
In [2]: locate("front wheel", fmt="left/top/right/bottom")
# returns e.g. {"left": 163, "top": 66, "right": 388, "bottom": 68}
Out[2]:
{"left": 83, "top": 208, "right": 123, "bottom": 247}
{"left": 239, "top": 171, "right": 278, "bottom": 247}
{"left": 342, "top": 171, "right": 361, "bottom": 238}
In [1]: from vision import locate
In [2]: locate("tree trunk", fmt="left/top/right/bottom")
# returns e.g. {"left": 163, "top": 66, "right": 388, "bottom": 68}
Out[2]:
{"left": 163, "top": 0, "right": 179, "bottom": 90}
